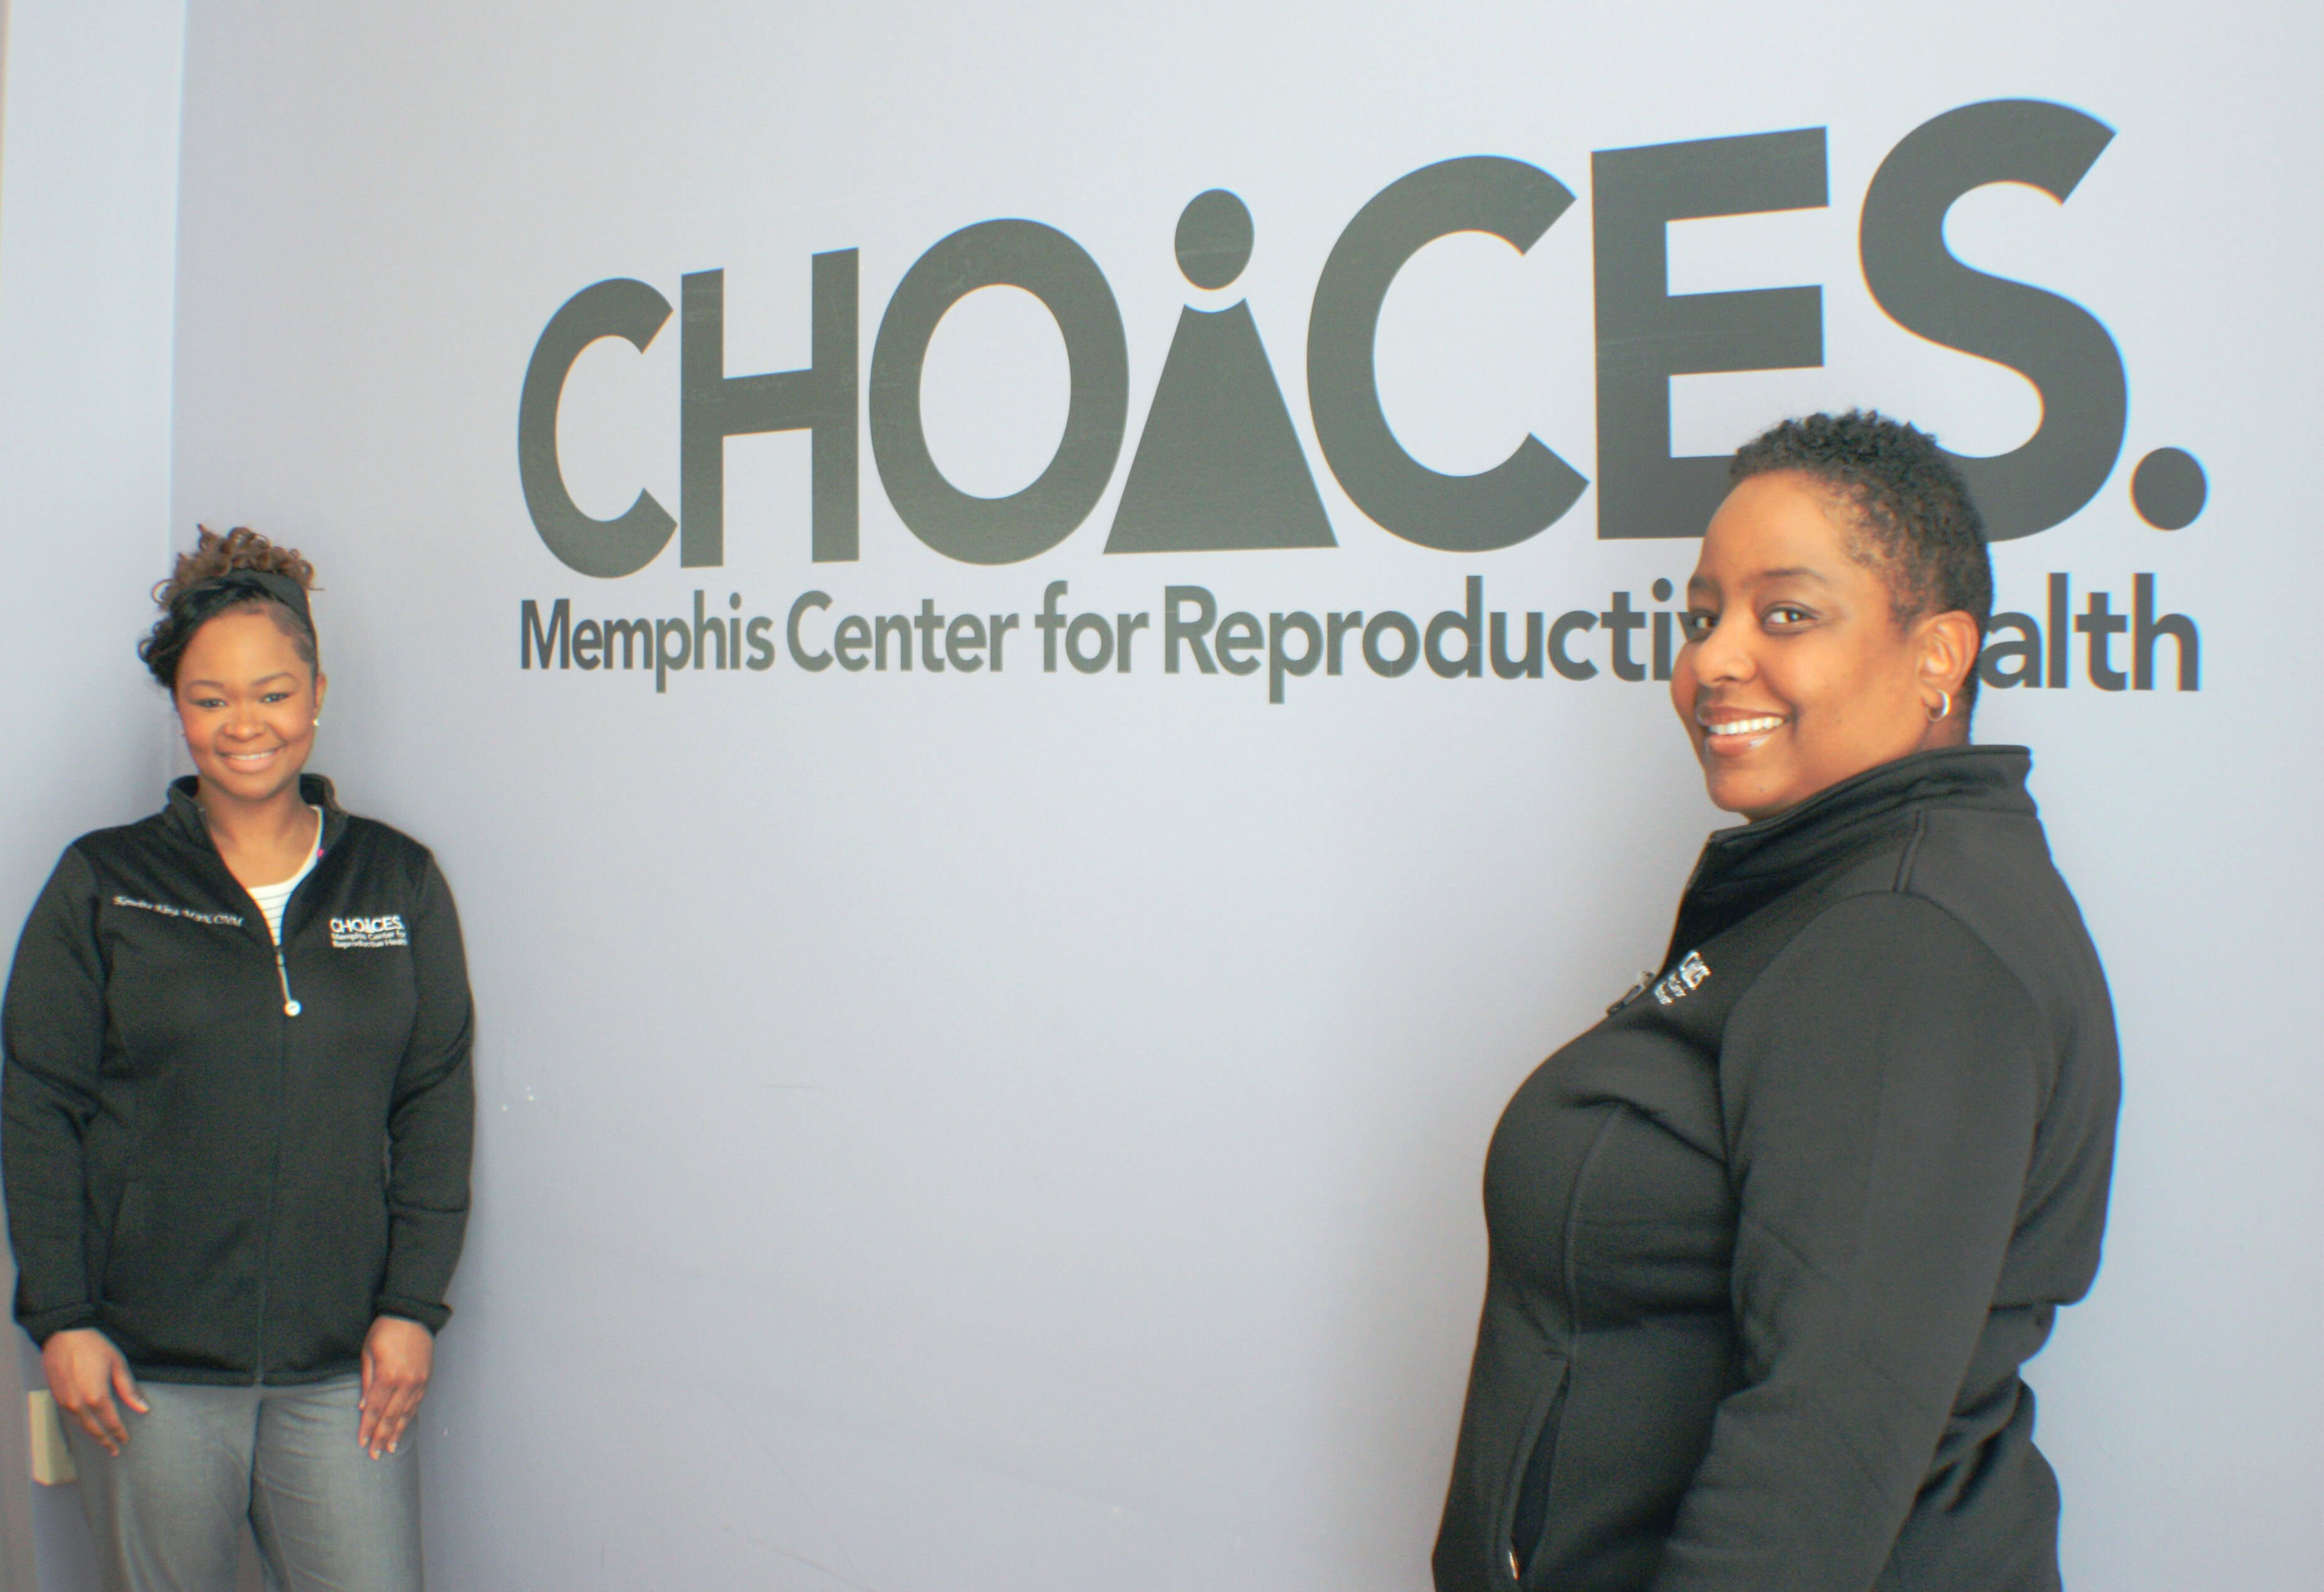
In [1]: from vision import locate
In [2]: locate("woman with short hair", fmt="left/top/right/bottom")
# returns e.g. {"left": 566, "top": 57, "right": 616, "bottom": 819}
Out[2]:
{"left": 1433, "top": 412, "right": 2119, "bottom": 1591}
{"left": 4, "top": 527, "right": 474, "bottom": 1592}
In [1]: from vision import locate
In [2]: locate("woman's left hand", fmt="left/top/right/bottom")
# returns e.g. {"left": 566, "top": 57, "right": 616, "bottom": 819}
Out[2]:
{"left": 358, "top": 1315, "right": 434, "bottom": 1459}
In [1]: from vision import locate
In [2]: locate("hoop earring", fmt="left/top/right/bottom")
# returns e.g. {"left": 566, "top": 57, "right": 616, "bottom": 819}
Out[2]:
{"left": 1927, "top": 690, "right": 1952, "bottom": 723}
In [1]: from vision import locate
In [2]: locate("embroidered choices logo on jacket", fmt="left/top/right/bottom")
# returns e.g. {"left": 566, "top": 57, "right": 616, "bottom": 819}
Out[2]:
{"left": 329, "top": 914, "right": 408, "bottom": 949}
{"left": 1654, "top": 951, "right": 1711, "bottom": 1006}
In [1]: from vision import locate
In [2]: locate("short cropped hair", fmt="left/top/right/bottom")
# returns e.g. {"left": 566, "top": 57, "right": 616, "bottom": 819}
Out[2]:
{"left": 1730, "top": 410, "right": 1993, "bottom": 706}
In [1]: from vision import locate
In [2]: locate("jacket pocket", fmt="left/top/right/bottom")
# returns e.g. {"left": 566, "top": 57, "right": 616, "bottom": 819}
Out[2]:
{"left": 1436, "top": 1338, "right": 1572, "bottom": 1592}
{"left": 83, "top": 1181, "right": 126, "bottom": 1311}
{"left": 1500, "top": 1355, "right": 1572, "bottom": 1585}
{"left": 98, "top": 1176, "right": 266, "bottom": 1373}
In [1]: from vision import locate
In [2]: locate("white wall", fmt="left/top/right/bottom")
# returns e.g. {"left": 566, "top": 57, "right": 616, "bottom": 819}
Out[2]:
{"left": 0, "top": 2, "right": 187, "bottom": 1589}
{"left": 7, "top": 1, "right": 2321, "bottom": 1588}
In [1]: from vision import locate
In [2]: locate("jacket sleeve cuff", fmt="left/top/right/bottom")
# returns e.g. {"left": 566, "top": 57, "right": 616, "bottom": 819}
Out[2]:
{"left": 373, "top": 1295, "right": 451, "bottom": 1334}
{"left": 19, "top": 1303, "right": 100, "bottom": 1344}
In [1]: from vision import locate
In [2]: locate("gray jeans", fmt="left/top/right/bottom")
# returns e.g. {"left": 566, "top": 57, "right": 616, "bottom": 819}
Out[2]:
{"left": 63, "top": 1375, "right": 422, "bottom": 1592}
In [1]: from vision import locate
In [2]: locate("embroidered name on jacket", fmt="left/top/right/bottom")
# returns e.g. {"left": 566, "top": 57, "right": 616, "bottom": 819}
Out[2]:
{"left": 112, "top": 894, "right": 244, "bottom": 928}
{"left": 1654, "top": 950, "right": 1711, "bottom": 1005}
{"left": 330, "top": 914, "right": 408, "bottom": 949}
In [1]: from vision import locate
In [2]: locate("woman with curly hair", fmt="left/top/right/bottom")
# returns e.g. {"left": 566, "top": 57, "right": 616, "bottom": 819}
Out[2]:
{"left": 1433, "top": 413, "right": 2119, "bottom": 1591}
{"left": 3, "top": 527, "right": 473, "bottom": 1591}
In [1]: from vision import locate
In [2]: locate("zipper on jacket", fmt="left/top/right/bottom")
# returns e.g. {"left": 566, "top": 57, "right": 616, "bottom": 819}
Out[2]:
{"left": 272, "top": 948, "right": 302, "bottom": 1017}
{"left": 1605, "top": 969, "right": 1659, "bottom": 1016}
{"left": 263, "top": 805, "right": 324, "bottom": 1018}
{"left": 167, "top": 782, "right": 328, "bottom": 1380}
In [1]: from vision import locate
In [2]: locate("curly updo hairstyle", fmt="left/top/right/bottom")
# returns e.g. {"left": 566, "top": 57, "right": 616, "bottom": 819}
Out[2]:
{"left": 1730, "top": 410, "right": 1993, "bottom": 709}
{"left": 139, "top": 527, "right": 320, "bottom": 690}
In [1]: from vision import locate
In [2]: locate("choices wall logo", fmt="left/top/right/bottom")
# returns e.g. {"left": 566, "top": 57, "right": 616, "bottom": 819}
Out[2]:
{"left": 516, "top": 98, "right": 2206, "bottom": 703}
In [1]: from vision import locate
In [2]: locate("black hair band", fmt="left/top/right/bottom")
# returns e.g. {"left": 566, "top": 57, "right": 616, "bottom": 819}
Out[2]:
{"left": 175, "top": 569, "right": 314, "bottom": 636}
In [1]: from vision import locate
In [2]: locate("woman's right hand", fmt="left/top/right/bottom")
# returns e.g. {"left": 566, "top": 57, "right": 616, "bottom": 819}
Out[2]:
{"left": 42, "top": 1328, "right": 149, "bottom": 1455}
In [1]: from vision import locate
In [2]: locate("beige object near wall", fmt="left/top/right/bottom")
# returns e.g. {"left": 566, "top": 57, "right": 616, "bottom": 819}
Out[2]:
{"left": 23, "top": 1397, "right": 71, "bottom": 1489}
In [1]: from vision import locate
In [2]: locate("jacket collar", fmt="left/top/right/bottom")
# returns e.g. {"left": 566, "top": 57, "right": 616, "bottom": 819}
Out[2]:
{"left": 165, "top": 773, "right": 347, "bottom": 854}
{"left": 1666, "top": 744, "right": 2035, "bottom": 960}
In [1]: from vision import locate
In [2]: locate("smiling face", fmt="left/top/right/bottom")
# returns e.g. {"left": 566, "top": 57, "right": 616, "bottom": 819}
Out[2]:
{"left": 173, "top": 605, "right": 328, "bottom": 810}
{"left": 1671, "top": 471, "right": 1977, "bottom": 821}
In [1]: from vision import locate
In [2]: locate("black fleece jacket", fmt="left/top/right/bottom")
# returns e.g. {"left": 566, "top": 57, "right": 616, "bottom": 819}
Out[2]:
{"left": 3, "top": 775, "right": 474, "bottom": 1384}
{"left": 1434, "top": 747, "right": 2119, "bottom": 1592}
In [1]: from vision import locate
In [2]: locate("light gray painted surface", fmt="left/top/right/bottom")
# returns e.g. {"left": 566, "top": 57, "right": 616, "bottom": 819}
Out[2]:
{"left": 0, "top": 3, "right": 188, "bottom": 1588}
{"left": 167, "top": 4, "right": 2324, "bottom": 1588}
